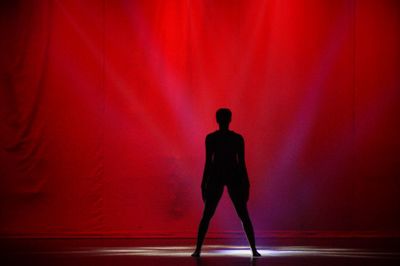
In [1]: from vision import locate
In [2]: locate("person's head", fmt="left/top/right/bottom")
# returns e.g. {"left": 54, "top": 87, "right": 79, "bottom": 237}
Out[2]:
{"left": 216, "top": 108, "right": 232, "bottom": 129}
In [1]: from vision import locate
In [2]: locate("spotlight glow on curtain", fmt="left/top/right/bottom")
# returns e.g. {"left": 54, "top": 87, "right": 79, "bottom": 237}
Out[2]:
{"left": 0, "top": 0, "right": 399, "bottom": 237}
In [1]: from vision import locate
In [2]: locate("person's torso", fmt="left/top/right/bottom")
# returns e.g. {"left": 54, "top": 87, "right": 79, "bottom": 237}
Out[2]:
{"left": 209, "top": 130, "right": 241, "bottom": 175}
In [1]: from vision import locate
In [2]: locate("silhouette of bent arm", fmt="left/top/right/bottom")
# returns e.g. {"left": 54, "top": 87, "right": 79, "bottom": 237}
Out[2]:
{"left": 238, "top": 135, "right": 250, "bottom": 186}
{"left": 201, "top": 135, "right": 213, "bottom": 201}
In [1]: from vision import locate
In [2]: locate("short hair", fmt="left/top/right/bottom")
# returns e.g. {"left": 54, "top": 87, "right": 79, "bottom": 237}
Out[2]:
{"left": 216, "top": 108, "right": 232, "bottom": 125}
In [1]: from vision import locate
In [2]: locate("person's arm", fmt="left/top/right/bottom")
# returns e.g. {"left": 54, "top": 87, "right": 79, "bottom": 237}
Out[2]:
{"left": 238, "top": 136, "right": 250, "bottom": 187}
{"left": 201, "top": 135, "right": 213, "bottom": 202}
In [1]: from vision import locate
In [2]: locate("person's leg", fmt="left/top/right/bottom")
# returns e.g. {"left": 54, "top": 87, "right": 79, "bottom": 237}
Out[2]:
{"left": 192, "top": 184, "right": 224, "bottom": 257}
{"left": 228, "top": 186, "right": 260, "bottom": 256}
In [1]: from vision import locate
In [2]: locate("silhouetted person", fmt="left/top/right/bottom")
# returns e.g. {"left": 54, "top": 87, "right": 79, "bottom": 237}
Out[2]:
{"left": 192, "top": 108, "right": 260, "bottom": 257}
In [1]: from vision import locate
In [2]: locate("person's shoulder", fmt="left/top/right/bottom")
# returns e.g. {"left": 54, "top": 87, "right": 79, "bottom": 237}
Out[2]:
{"left": 206, "top": 131, "right": 218, "bottom": 140}
{"left": 230, "top": 131, "right": 244, "bottom": 144}
{"left": 230, "top": 130, "right": 243, "bottom": 139}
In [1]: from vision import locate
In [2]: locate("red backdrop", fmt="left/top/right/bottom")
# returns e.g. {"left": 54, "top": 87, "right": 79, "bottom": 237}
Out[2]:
{"left": 1, "top": 0, "right": 399, "bottom": 237}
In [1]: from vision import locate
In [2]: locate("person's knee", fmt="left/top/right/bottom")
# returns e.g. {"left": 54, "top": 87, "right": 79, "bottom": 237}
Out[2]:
{"left": 234, "top": 204, "right": 249, "bottom": 220}
{"left": 202, "top": 206, "right": 217, "bottom": 221}
{"left": 237, "top": 210, "right": 249, "bottom": 221}
{"left": 202, "top": 212, "right": 214, "bottom": 222}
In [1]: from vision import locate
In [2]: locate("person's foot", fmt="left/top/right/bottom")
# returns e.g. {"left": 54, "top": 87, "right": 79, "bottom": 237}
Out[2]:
{"left": 191, "top": 250, "right": 201, "bottom": 257}
{"left": 252, "top": 250, "right": 261, "bottom": 257}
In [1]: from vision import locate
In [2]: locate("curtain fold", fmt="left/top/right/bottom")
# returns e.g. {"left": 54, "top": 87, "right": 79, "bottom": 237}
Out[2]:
{"left": 1, "top": 0, "right": 399, "bottom": 237}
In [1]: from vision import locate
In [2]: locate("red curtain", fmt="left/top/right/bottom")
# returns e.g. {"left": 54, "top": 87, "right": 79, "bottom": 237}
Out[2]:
{"left": 1, "top": 0, "right": 399, "bottom": 237}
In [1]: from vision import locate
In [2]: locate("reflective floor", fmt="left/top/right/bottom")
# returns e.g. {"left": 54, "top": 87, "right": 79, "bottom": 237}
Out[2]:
{"left": 1, "top": 238, "right": 400, "bottom": 265}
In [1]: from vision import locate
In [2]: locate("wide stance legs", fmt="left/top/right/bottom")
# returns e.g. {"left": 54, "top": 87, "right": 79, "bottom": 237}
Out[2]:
{"left": 192, "top": 185, "right": 260, "bottom": 257}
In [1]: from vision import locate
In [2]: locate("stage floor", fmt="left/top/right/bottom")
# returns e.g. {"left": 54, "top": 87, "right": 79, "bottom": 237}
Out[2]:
{"left": 1, "top": 238, "right": 400, "bottom": 266}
